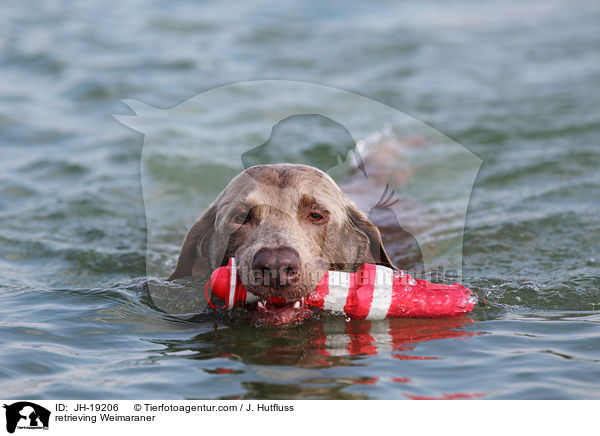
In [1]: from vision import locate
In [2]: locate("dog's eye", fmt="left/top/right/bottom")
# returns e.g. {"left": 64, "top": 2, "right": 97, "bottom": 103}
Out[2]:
{"left": 308, "top": 211, "right": 326, "bottom": 223}
{"left": 232, "top": 211, "right": 250, "bottom": 224}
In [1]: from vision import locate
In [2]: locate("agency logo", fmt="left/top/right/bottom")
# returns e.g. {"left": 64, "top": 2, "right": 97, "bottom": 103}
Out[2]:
{"left": 115, "top": 80, "right": 481, "bottom": 316}
{"left": 3, "top": 402, "right": 50, "bottom": 434}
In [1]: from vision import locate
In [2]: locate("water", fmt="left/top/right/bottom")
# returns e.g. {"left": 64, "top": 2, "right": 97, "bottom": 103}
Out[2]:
{"left": 1, "top": 0, "right": 600, "bottom": 399}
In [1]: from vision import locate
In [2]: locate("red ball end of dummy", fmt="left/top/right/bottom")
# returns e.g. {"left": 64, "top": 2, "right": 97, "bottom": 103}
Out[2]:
{"left": 209, "top": 264, "right": 232, "bottom": 301}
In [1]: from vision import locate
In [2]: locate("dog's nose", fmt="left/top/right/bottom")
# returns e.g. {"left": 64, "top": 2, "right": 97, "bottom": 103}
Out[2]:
{"left": 251, "top": 247, "right": 301, "bottom": 288}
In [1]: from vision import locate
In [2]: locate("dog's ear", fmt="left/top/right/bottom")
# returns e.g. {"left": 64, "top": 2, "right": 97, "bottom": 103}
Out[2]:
{"left": 346, "top": 203, "right": 396, "bottom": 269}
{"left": 167, "top": 204, "right": 217, "bottom": 280}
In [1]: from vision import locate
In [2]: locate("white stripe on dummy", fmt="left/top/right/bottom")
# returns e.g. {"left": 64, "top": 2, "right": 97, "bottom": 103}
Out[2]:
{"left": 324, "top": 270, "right": 350, "bottom": 313}
{"left": 227, "top": 257, "right": 237, "bottom": 309}
{"left": 366, "top": 265, "right": 394, "bottom": 320}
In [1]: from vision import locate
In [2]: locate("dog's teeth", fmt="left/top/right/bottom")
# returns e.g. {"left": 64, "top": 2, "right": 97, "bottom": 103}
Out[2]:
{"left": 293, "top": 301, "right": 301, "bottom": 308}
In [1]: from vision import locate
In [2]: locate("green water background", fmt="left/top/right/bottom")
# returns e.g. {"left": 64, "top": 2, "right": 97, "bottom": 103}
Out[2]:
{"left": 1, "top": 0, "right": 599, "bottom": 399}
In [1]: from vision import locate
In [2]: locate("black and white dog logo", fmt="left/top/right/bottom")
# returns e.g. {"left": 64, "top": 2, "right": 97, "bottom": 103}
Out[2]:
{"left": 3, "top": 402, "right": 50, "bottom": 434}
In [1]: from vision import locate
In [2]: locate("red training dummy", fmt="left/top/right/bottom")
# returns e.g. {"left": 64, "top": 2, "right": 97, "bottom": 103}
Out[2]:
{"left": 205, "top": 258, "right": 476, "bottom": 320}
